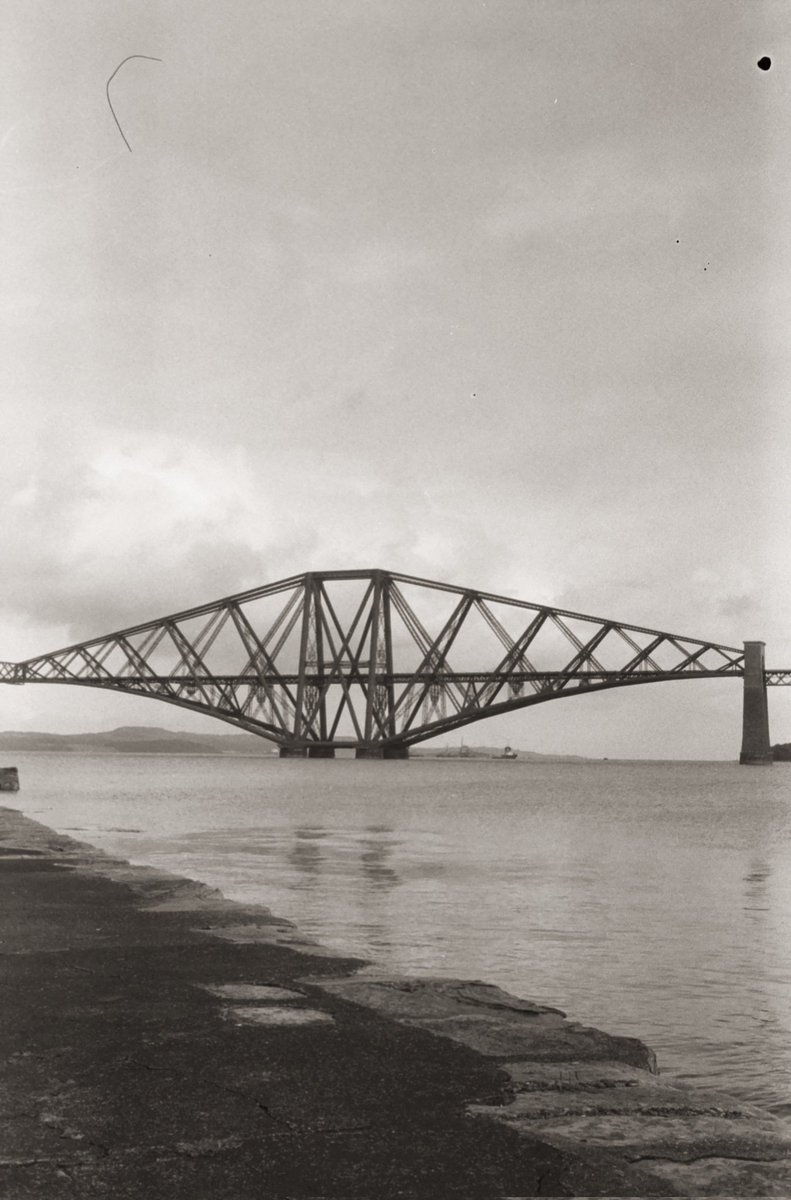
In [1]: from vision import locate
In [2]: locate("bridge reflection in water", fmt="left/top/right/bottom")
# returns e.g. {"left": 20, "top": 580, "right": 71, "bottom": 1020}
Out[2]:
{"left": 1, "top": 569, "right": 789, "bottom": 762}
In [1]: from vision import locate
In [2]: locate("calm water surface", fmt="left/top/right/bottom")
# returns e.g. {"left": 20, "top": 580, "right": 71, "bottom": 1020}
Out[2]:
{"left": 11, "top": 753, "right": 791, "bottom": 1113}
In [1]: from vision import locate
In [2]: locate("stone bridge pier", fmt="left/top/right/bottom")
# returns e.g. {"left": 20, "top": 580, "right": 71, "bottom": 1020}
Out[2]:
{"left": 740, "top": 641, "right": 772, "bottom": 765}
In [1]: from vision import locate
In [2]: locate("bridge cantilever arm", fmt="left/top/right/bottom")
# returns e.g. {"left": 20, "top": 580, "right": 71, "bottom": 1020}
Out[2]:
{"left": 397, "top": 666, "right": 746, "bottom": 747}
{"left": 0, "top": 663, "right": 25, "bottom": 683}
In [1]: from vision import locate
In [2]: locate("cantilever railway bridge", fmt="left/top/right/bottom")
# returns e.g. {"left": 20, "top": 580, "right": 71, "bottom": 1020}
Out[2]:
{"left": 1, "top": 569, "right": 788, "bottom": 761}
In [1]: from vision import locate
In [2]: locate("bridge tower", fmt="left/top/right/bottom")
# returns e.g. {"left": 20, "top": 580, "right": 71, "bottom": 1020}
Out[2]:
{"left": 739, "top": 641, "right": 772, "bottom": 765}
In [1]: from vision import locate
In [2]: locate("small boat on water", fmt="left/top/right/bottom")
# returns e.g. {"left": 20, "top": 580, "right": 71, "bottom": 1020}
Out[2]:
{"left": 497, "top": 746, "right": 518, "bottom": 760}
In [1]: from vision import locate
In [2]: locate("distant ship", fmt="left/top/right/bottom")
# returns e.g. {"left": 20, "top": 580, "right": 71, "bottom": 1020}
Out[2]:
{"left": 497, "top": 745, "right": 518, "bottom": 759}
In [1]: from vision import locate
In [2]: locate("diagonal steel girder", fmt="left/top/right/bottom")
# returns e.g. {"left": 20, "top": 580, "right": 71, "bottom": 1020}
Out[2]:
{"left": 0, "top": 568, "right": 763, "bottom": 751}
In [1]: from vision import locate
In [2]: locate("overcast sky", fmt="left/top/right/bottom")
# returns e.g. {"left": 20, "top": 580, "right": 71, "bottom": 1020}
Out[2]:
{"left": 2, "top": 0, "right": 789, "bottom": 757}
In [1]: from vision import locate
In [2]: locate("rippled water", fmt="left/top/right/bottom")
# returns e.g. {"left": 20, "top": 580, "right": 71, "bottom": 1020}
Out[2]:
{"left": 10, "top": 752, "right": 791, "bottom": 1113}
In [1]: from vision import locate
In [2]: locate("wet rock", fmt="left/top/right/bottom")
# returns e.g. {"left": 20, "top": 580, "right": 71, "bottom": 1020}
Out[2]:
{"left": 310, "top": 974, "right": 656, "bottom": 1071}
{"left": 198, "top": 921, "right": 344, "bottom": 956}
{"left": 200, "top": 983, "right": 305, "bottom": 1002}
{"left": 645, "top": 1152, "right": 791, "bottom": 1196}
{"left": 501, "top": 1059, "right": 662, "bottom": 1092}
{"left": 470, "top": 1084, "right": 771, "bottom": 1121}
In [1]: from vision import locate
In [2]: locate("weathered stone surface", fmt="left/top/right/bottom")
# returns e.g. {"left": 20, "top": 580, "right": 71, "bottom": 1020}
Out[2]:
{"left": 200, "top": 983, "right": 305, "bottom": 1001}
{"left": 222, "top": 1004, "right": 335, "bottom": 1026}
{"left": 196, "top": 920, "right": 342, "bottom": 955}
{"left": 642, "top": 1153, "right": 791, "bottom": 1196}
{"left": 467, "top": 1048, "right": 791, "bottom": 1196}
{"left": 478, "top": 1101, "right": 791, "bottom": 1195}
{"left": 417, "top": 1014, "right": 657, "bottom": 1068}
{"left": 502, "top": 1059, "right": 664, "bottom": 1092}
{"left": 518, "top": 1112, "right": 791, "bottom": 1160}
{"left": 471, "top": 1084, "right": 771, "bottom": 1120}
{"left": 307, "top": 967, "right": 791, "bottom": 1196}
{"left": 314, "top": 975, "right": 565, "bottom": 1019}
{"left": 312, "top": 976, "right": 656, "bottom": 1071}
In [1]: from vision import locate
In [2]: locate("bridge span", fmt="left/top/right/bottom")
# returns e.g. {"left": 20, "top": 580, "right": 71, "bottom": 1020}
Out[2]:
{"left": 1, "top": 569, "right": 788, "bottom": 762}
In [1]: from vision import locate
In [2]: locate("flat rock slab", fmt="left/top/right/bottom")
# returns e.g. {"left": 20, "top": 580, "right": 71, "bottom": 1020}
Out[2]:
{"left": 200, "top": 983, "right": 306, "bottom": 1002}
{"left": 197, "top": 921, "right": 342, "bottom": 956}
{"left": 221, "top": 1005, "right": 335, "bottom": 1026}
{"left": 471, "top": 1085, "right": 773, "bottom": 1120}
{"left": 314, "top": 975, "right": 566, "bottom": 1020}
{"left": 641, "top": 1153, "right": 791, "bottom": 1197}
{"left": 518, "top": 1112, "right": 791, "bottom": 1161}
{"left": 311, "top": 975, "right": 656, "bottom": 1071}
{"left": 414, "top": 1014, "right": 657, "bottom": 1066}
{"left": 503, "top": 1059, "right": 666, "bottom": 1092}
{"left": 473, "top": 1065, "right": 791, "bottom": 1196}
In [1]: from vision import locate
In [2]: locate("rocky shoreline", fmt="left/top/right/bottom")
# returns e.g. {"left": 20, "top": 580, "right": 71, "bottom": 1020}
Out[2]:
{"left": 2, "top": 804, "right": 790, "bottom": 1197}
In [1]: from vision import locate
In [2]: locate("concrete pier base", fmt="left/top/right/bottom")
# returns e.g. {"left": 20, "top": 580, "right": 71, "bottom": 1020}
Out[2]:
{"left": 355, "top": 745, "right": 409, "bottom": 759}
{"left": 739, "top": 641, "right": 773, "bottom": 765}
{"left": 279, "top": 746, "right": 336, "bottom": 758}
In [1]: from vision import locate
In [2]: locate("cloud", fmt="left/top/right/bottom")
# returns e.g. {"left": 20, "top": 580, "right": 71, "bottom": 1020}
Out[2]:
{"left": 0, "top": 420, "right": 510, "bottom": 655}
{"left": 482, "top": 141, "right": 710, "bottom": 242}
{"left": 338, "top": 240, "right": 432, "bottom": 287}
{"left": 0, "top": 432, "right": 264, "bottom": 641}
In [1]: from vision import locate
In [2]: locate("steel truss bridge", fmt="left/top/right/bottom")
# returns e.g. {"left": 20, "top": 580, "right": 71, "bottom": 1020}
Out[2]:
{"left": 1, "top": 569, "right": 789, "bottom": 760}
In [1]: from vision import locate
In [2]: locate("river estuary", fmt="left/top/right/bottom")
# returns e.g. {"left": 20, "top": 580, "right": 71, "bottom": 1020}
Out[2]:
{"left": 10, "top": 752, "right": 791, "bottom": 1114}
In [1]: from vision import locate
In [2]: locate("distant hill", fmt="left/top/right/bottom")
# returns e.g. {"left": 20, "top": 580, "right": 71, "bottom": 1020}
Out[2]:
{"left": 0, "top": 726, "right": 276, "bottom": 756}
{"left": 0, "top": 726, "right": 589, "bottom": 761}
